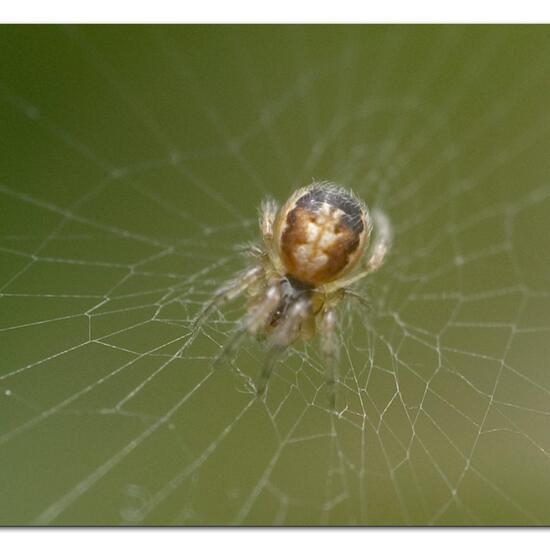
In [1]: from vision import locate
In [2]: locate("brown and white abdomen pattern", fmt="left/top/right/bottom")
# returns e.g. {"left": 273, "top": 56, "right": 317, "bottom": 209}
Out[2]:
{"left": 276, "top": 185, "right": 370, "bottom": 287}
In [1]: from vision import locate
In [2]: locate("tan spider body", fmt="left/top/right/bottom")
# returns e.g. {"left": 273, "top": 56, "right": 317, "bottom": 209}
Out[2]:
{"left": 195, "top": 182, "right": 392, "bottom": 406}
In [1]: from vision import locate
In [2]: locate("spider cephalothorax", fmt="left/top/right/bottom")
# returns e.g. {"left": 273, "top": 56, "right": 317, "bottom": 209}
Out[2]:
{"left": 195, "top": 182, "right": 392, "bottom": 407}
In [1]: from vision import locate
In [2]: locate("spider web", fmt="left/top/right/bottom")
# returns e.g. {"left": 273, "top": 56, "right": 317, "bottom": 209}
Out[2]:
{"left": 1, "top": 25, "right": 550, "bottom": 525}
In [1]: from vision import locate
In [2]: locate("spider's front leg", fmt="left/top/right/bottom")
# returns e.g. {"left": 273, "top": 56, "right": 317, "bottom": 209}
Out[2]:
{"left": 257, "top": 298, "right": 310, "bottom": 396}
{"left": 319, "top": 307, "right": 340, "bottom": 409}
{"left": 192, "top": 265, "right": 264, "bottom": 333}
{"left": 213, "top": 282, "right": 281, "bottom": 368}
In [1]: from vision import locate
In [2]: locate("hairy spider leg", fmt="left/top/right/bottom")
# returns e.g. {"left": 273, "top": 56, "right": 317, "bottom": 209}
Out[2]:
{"left": 319, "top": 307, "right": 340, "bottom": 409}
{"left": 213, "top": 283, "right": 282, "bottom": 369}
{"left": 257, "top": 298, "right": 311, "bottom": 396}
{"left": 192, "top": 265, "right": 264, "bottom": 333}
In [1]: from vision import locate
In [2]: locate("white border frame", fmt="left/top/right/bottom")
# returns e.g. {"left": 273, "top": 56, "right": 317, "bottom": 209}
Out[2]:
{"left": 1, "top": 0, "right": 550, "bottom": 23}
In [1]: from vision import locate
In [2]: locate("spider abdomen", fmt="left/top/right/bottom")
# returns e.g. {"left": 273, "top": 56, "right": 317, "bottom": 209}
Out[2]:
{"left": 276, "top": 185, "right": 370, "bottom": 286}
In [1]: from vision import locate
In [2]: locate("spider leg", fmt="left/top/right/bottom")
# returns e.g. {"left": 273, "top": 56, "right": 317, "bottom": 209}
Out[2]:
{"left": 324, "top": 208, "right": 392, "bottom": 292}
{"left": 319, "top": 308, "right": 340, "bottom": 409}
{"left": 343, "top": 289, "right": 372, "bottom": 312}
{"left": 363, "top": 209, "right": 392, "bottom": 274}
{"left": 259, "top": 198, "right": 278, "bottom": 245}
{"left": 213, "top": 283, "right": 281, "bottom": 368}
{"left": 260, "top": 198, "right": 285, "bottom": 273}
{"left": 256, "top": 347, "right": 284, "bottom": 397}
{"left": 269, "top": 298, "right": 310, "bottom": 349}
{"left": 257, "top": 298, "right": 310, "bottom": 396}
{"left": 192, "top": 265, "right": 264, "bottom": 333}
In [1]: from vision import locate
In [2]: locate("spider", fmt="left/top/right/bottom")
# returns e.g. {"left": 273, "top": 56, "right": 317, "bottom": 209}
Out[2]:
{"left": 194, "top": 182, "right": 392, "bottom": 407}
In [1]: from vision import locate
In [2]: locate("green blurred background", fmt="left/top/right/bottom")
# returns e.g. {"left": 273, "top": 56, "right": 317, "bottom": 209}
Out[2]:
{"left": 1, "top": 25, "right": 550, "bottom": 525}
